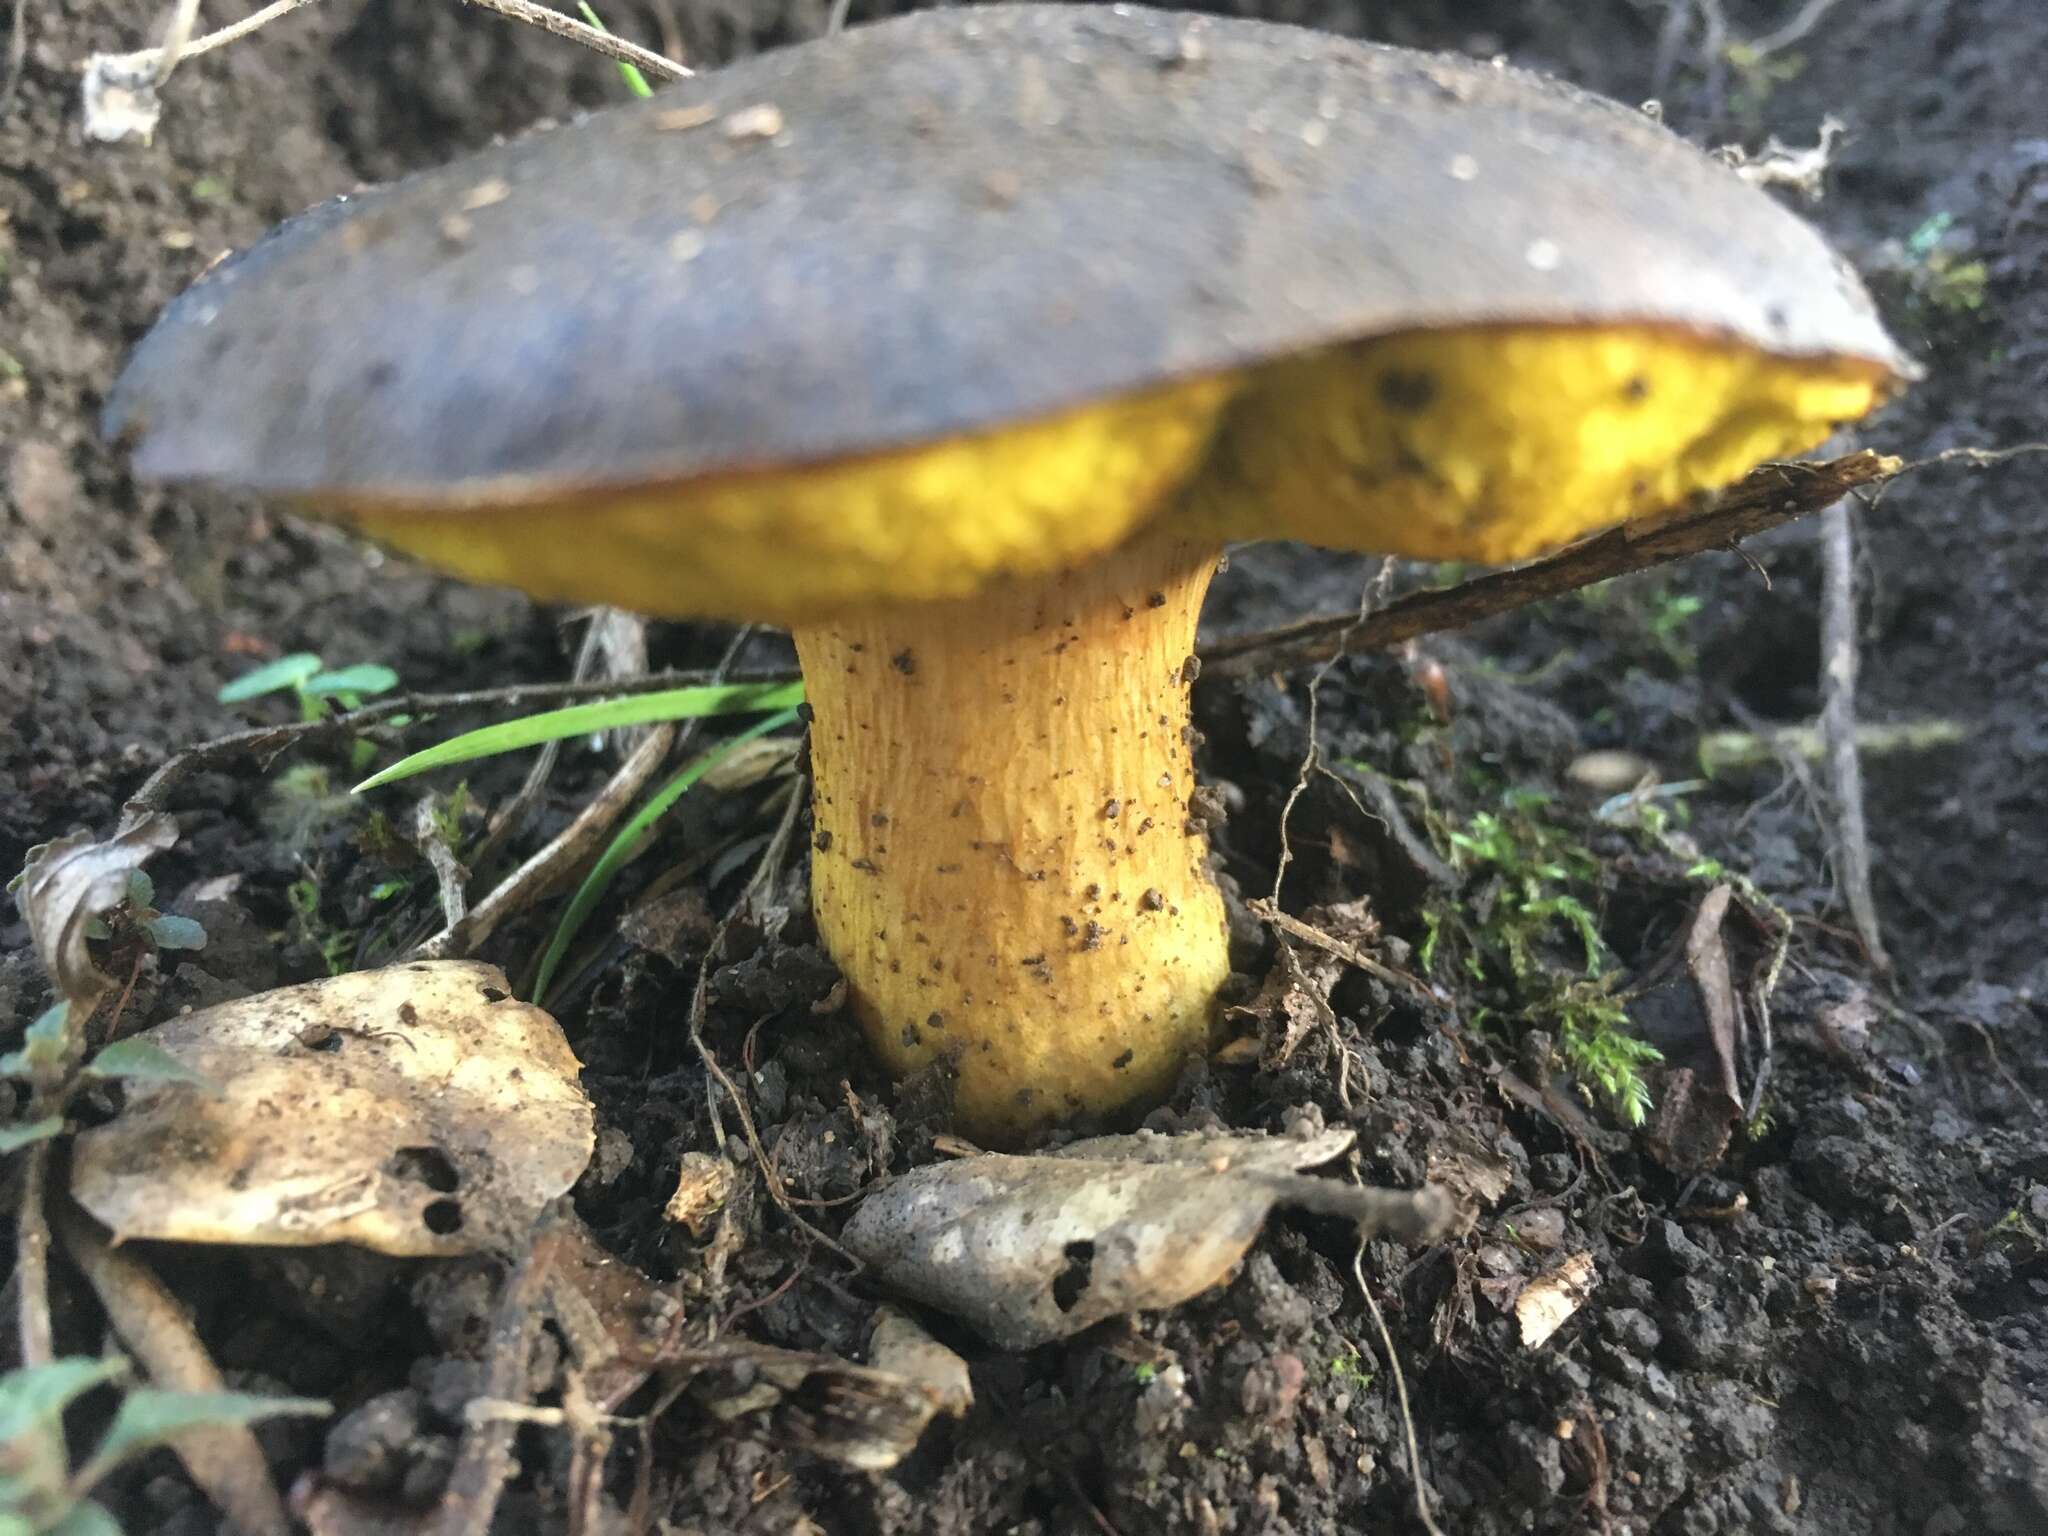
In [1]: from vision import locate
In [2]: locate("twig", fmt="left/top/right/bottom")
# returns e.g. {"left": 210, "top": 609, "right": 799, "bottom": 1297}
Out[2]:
{"left": 95, "top": 0, "right": 325, "bottom": 82}
{"left": 1203, "top": 452, "right": 1898, "bottom": 679}
{"left": 1746, "top": 0, "right": 1843, "bottom": 58}
{"left": 1, "top": 0, "right": 31, "bottom": 116}
{"left": 686, "top": 783, "right": 864, "bottom": 1273}
{"left": 1269, "top": 558, "right": 1395, "bottom": 905}
{"left": 1351, "top": 1232, "right": 1445, "bottom": 1536}
{"left": 410, "top": 623, "right": 752, "bottom": 961}
{"left": 1699, "top": 716, "right": 1966, "bottom": 775}
{"left": 467, "top": 610, "right": 623, "bottom": 875}
{"left": 1245, "top": 898, "right": 1429, "bottom": 999}
{"left": 13, "top": 1141, "right": 54, "bottom": 1367}
{"left": 1863, "top": 440, "right": 2048, "bottom": 507}
{"left": 1817, "top": 498, "right": 1890, "bottom": 973}
{"left": 413, "top": 795, "right": 472, "bottom": 932}
{"left": 464, "top": 0, "right": 690, "bottom": 82}
{"left": 826, "top": 0, "right": 855, "bottom": 34}
{"left": 430, "top": 1221, "right": 564, "bottom": 1536}
{"left": 411, "top": 720, "right": 675, "bottom": 961}
{"left": 55, "top": 1202, "right": 296, "bottom": 1536}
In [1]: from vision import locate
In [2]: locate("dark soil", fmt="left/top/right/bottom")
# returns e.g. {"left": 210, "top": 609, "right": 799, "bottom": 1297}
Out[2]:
{"left": 4, "top": 2, "right": 2045, "bottom": 1534}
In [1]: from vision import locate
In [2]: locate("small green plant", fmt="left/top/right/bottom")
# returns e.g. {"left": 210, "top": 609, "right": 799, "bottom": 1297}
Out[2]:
{"left": 350, "top": 679, "right": 805, "bottom": 1001}
{"left": 220, "top": 653, "right": 403, "bottom": 776}
{"left": 1132, "top": 1362, "right": 1157, "bottom": 1386}
{"left": 1429, "top": 789, "right": 1663, "bottom": 1124}
{"left": 0, "top": 1356, "right": 326, "bottom": 1534}
{"left": 1328, "top": 1350, "right": 1373, "bottom": 1386}
{"left": 219, "top": 653, "right": 400, "bottom": 722}
{"left": 81, "top": 869, "right": 207, "bottom": 955}
{"left": 286, "top": 873, "right": 357, "bottom": 977}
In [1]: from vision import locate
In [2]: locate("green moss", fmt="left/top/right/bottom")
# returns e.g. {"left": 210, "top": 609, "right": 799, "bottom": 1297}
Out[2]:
{"left": 1426, "top": 788, "right": 1663, "bottom": 1124}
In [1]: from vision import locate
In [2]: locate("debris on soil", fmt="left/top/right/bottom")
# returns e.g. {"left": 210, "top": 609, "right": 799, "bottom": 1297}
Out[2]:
{"left": 842, "top": 1128, "right": 1453, "bottom": 1347}
{"left": 69, "top": 961, "right": 593, "bottom": 1255}
{"left": 1510, "top": 1250, "right": 1599, "bottom": 1349}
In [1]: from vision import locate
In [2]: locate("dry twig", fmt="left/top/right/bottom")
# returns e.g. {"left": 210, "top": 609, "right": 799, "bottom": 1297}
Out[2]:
{"left": 1817, "top": 497, "right": 1890, "bottom": 973}
{"left": 1204, "top": 452, "right": 1897, "bottom": 679}
{"left": 55, "top": 1202, "right": 297, "bottom": 1536}
{"left": 430, "top": 1221, "right": 564, "bottom": 1536}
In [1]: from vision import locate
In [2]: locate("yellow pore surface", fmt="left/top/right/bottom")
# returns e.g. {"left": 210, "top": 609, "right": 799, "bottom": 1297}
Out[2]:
{"left": 341, "top": 325, "right": 1890, "bottom": 619}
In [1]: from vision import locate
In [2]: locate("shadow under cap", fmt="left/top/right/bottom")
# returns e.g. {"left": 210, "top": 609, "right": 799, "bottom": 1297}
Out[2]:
{"left": 104, "top": 2, "right": 1912, "bottom": 504}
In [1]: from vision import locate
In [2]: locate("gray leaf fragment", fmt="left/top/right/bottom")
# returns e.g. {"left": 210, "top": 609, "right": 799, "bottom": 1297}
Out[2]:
{"left": 844, "top": 1130, "right": 1452, "bottom": 1348}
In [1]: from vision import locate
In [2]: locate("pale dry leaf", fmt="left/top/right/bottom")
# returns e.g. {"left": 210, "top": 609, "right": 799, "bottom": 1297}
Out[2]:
{"left": 14, "top": 815, "right": 178, "bottom": 1014}
{"left": 664, "top": 1150, "right": 738, "bottom": 1235}
{"left": 675, "top": 1341, "right": 948, "bottom": 1471}
{"left": 867, "top": 1307, "right": 973, "bottom": 1418}
{"left": 842, "top": 1129, "right": 1452, "bottom": 1348}
{"left": 1515, "top": 1252, "right": 1597, "bottom": 1348}
{"left": 80, "top": 54, "right": 165, "bottom": 144}
{"left": 70, "top": 961, "right": 593, "bottom": 1256}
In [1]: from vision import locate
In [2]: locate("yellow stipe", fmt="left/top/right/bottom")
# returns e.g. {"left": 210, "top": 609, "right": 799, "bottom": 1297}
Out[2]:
{"left": 337, "top": 325, "right": 1890, "bottom": 622}
{"left": 1190, "top": 326, "right": 1888, "bottom": 563}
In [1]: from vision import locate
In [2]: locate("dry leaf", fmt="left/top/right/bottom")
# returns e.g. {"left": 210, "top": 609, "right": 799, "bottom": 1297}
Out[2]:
{"left": 543, "top": 1218, "right": 951, "bottom": 1470}
{"left": 867, "top": 1307, "right": 973, "bottom": 1418}
{"left": 80, "top": 54, "right": 164, "bottom": 144}
{"left": 842, "top": 1129, "right": 1452, "bottom": 1348}
{"left": 664, "top": 1150, "right": 738, "bottom": 1235}
{"left": 70, "top": 962, "right": 593, "bottom": 1256}
{"left": 1515, "top": 1252, "right": 1597, "bottom": 1348}
{"left": 13, "top": 815, "right": 178, "bottom": 1014}
{"left": 1645, "top": 885, "right": 1745, "bottom": 1173}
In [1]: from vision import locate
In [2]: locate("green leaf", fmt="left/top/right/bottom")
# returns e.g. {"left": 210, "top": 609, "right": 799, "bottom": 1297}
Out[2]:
{"left": 0, "top": 1117, "right": 64, "bottom": 1152}
{"left": 535, "top": 707, "right": 801, "bottom": 1002}
{"left": 0, "top": 1003, "right": 73, "bottom": 1078}
{"left": 83, "top": 1040, "right": 211, "bottom": 1091}
{"left": 124, "top": 870, "right": 154, "bottom": 910}
{"left": 304, "top": 664, "right": 400, "bottom": 699}
{"left": 217, "top": 653, "right": 322, "bottom": 704}
{"left": 353, "top": 681, "right": 804, "bottom": 793}
{"left": 0, "top": 1358, "right": 126, "bottom": 1443}
{"left": 48, "top": 1502, "right": 124, "bottom": 1536}
{"left": 145, "top": 914, "right": 208, "bottom": 951}
{"left": 82, "top": 1389, "right": 330, "bottom": 1478}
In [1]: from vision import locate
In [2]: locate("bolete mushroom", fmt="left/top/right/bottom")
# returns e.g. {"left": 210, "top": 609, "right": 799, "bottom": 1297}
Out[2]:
{"left": 106, "top": 5, "right": 1911, "bottom": 1143}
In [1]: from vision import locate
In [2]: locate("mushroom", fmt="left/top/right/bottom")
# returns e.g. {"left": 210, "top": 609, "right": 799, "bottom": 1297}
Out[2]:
{"left": 105, "top": 5, "right": 1912, "bottom": 1143}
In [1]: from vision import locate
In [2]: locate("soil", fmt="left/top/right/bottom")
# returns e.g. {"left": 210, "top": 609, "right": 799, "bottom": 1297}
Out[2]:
{"left": 4, "top": 2, "right": 2045, "bottom": 1534}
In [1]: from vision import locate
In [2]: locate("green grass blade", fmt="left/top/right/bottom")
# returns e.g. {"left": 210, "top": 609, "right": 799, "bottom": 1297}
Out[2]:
{"left": 352, "top": 681, "right": 803, "bottom": 793}
{"left": 534, "top": 708, "right": 800, "bottom": 1004}
{"left": 577, "top": 2, "right": 655, "bottom": 97}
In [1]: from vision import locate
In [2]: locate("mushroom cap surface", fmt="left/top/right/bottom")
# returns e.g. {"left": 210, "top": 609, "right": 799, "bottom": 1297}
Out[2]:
{"left": 105, "top": 2, "right": 1909, "bottom": 505}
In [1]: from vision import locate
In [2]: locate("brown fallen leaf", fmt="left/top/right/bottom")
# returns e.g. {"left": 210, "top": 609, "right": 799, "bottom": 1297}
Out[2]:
{"left": 543, "top": 1217, "right": 952, "bottom": 1471}
{"left": 842, "top": 1129, "right": 1452, "bottom": 1348}
{"left": 69, "top": 962, "right": 594, "bottom": 1256}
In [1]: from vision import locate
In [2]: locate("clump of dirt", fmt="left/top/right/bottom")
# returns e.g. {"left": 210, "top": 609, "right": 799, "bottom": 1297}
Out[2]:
{"left": 3, "top": 3, "right": 2044, "bottom": 1535}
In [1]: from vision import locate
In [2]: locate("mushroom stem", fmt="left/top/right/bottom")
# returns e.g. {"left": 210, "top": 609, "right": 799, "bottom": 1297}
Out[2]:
{"left": 793, "top": 530, "right": 1229, "bottom": 1144}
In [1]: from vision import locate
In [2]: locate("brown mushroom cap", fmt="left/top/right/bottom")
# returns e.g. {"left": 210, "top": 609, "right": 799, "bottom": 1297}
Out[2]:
{"left": 104, "top": 2, "right": 1908, "bottom": 507}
